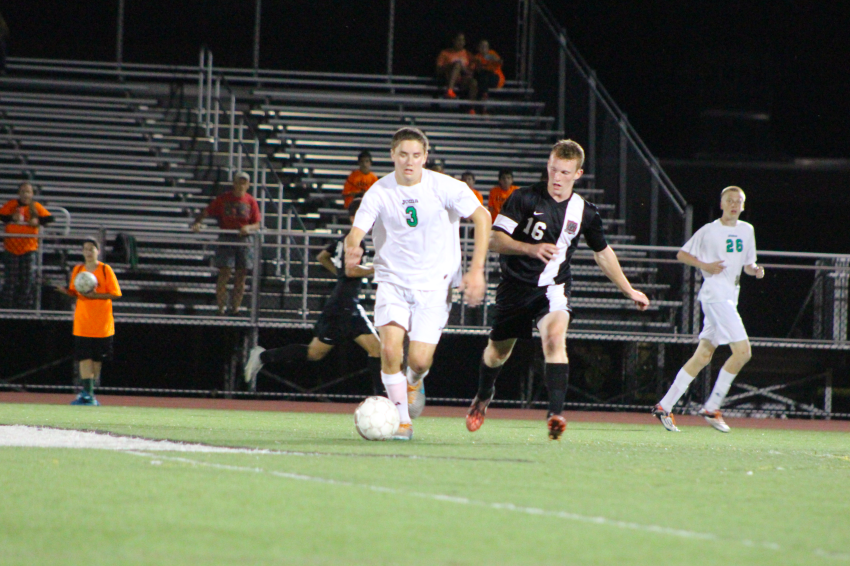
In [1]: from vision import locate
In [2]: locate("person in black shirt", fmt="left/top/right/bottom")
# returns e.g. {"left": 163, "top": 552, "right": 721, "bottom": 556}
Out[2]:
{"left": 244, "top": 199, "right": 382, "bottom": 393}
{"left": 466, "top": 140, "right": 650, "bottom": 439}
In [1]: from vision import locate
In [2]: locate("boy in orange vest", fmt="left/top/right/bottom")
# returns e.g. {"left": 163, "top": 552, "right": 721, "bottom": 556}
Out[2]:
{"left": 487, "top": 169, "right": 518, "bottom": 221}
{"left": 342, "top": 151, "right": 378, "bottom": 209}
{"left": 55, "top": 238, "right": 122, "bottom": 406}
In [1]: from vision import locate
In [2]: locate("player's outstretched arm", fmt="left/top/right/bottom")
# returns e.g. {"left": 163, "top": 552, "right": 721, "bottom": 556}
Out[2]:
{"left": 593, "top": 246, "right": 650, "bottom": 311}
{"left": 317, "top": 250, "right": 337, "bottom": 276}
{"left": 677, "top": 250, "right": 725, "bottom": 275}
{"left": 744, "top": 263, "right": 765, "bottom": 279}
{"left": 344, "top": 227, "right": 366, "bottom": 277}
{"left": 459, "top": 207, "right": 491, "bottom": 307}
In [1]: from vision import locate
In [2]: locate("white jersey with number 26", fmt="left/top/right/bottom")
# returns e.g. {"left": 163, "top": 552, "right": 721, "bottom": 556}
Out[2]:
{"left": 682, "top": 219, "right": 757, "bottom": 305}
{"left": 352, "top": 169, "right": 483, "bottom": 291}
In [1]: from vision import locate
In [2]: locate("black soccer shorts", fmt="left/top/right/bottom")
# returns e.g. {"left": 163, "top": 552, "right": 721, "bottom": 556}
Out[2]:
{"left": 489, "top": 279, "right": 572, "bottom": 342}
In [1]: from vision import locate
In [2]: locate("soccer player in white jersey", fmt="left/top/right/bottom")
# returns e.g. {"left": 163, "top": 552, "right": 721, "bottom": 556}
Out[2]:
{"left": 344, "top": 127, "right": 492, "bottom": 440}
{"left": 653, "top": 186, "right": 765, "bottom": 433}
{"left": 465, "top": 139, "right": 650, "bottom": 440}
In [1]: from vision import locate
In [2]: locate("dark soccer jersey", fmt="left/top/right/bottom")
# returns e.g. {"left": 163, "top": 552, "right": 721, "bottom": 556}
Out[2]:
{"left": 323, "top": 235, "right": 368, "bottom": 310}
{"left": 492, "top": 182, "right": 608, "bottom": 286}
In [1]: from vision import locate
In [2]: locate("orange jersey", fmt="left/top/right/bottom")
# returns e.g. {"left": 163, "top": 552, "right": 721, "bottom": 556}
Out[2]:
{"left": 342, "top": 170, "right": 378, "bottom": 208}
{"left": 471, "top": 188, "right": 484, "bottom": 206}
{"left": 70, "top": 262, "right": 122, "bottom": 338}
{"left": 437, "top": 48, "right": 471, "bottom": 70}
{"left": 472, "top": 50, "right": 506, "bottom": 88}
{"left": 488, "top": 185, "right": 519, "bottom": 221}
{"left": 0, "top": 200, "right": 51, "bottom": 255}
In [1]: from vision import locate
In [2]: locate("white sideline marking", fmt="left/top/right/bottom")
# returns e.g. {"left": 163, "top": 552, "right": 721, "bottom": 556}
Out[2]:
{"left": 124, "top": 451, "right": 824, "bottom": 558}
{"left": 0, "top": 425, "right": 273, "bottom": 453}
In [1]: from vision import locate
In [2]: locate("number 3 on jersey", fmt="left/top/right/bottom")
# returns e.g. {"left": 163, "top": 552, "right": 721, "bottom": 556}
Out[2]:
{"left": 523, "top": 218, "right": 546, "bottom": 240}
{"left": 726, "top": 238, "right": 743, "bottom": 253}
{"left": 405, "top": 206, "right": 418, "bottom": 227}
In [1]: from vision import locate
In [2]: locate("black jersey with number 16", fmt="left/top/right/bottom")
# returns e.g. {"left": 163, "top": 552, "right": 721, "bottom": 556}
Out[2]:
{"left": 492, "top": 182, "right": 608, "bottom": 287}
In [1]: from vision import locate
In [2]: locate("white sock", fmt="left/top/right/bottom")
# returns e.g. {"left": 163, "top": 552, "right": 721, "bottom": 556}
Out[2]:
{"left": 704, "top": 369, "right": 736, "bottom": 413}
{"left": 659, "top": 368, "right": 697, "bottom": 413}
{"left": 382, "top": 371, "right": 411, "bottom": 424}
{"left": 406, "top": 367, "right": 429, "bottom": 387}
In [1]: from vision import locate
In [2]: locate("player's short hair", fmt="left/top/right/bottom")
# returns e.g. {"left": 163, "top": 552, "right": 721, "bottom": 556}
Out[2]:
{"left": 82, "top": 237, "right": 99, "bottom": 250}
{"left": 498, "top": 168, "right": 513, "bottom": 180}
{"left": 391, "top": 127, "right": 429, "bottom": 152}
{"left": 550, "top": 139, "right": 585, "bottom": 168}
{"left": 348, "top": 197, "right": 363, "bottom": 217}
{"left": 461, "top": 170, "right": 475, "bottom": 180}
{"left": 720, "top": 186, "right": 746, "bottom": 202}
{"left": 357, "top": 150, "right": 372, "bottom": 162}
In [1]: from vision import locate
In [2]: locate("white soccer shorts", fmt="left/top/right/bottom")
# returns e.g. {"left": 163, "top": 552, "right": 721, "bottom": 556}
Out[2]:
{"left": 374, "top": 282, "right": 452, "bottom": 344}
{"left": 699, "top": 300, "right": 749, "bottom": 347}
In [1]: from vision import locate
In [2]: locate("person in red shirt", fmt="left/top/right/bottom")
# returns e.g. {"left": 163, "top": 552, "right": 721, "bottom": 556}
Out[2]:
{"left": 460, "top": 171, "right": 485, "bottom": 206}
{"left": 54, "top": 238, "right": 122, "bottom": 406}
{"left": 487, "top": 169, "right": 519, "bottom": 221}
{"left": 342, "top": 150, "right": 378, "bottom": 209}
{"left": 436, "top": 32, "right": 478, "bottom": 102}
{"left": 191, "top": 172, "right": 261, "bottom": 315}
{"left": 0, "top": 181, "right": 54, "bottom": 308}
{"left": 471, "top": 40, "right": 505, "bottom": 110}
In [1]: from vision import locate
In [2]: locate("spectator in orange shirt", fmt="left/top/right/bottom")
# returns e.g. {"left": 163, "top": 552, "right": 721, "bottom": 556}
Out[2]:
{"left": 461, "top": 171, "right": 484, "bottom": 205}
{"left": 0, "top": 182, "right": 53, "bottom": 308}
{"left": 487, "top": 169, "right": 518, "bottom": 221}
{"left": 191, "top": 172, "right": 261, "bottom": 316}
{"left": 436, "top": 32, "right": 478, "bottom": 102}
{"left": 55, "top": 238, "right": 122, "bottom": 406}
{"left": 471, "top": 40, "right": 505, "bottom": 110}
{"left": 342, "top": 150, "right": 378, "bottom": 209}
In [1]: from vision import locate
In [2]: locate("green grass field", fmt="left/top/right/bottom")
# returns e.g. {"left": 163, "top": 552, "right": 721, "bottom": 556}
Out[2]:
{"left": 1, "top": 403, "right": 848, "bottom": 566}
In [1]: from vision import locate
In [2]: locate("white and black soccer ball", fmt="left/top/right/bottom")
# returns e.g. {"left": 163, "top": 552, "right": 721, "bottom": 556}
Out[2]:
{"left": 354, "top": 396, "right": 400, "bottom": 441}
{"left": 74, "top": 271, "right": 98, "bottom": 294}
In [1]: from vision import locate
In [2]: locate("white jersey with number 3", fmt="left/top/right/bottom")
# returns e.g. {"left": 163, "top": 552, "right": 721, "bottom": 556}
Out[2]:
{"left": 352, "top": 169, "right": 483, "bottom": 290}
{"left": 682, "top": 219, "right": 757, "bottom": 304}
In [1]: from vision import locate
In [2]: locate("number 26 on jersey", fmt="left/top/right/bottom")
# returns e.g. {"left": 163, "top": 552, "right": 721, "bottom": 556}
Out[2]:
{"left": 726, "top": 238, "right": 743, "bottom": 253}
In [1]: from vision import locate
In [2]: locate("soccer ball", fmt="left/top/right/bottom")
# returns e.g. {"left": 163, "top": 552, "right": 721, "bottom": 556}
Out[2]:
{"left": 74, "top": 271, "right": 98, "bottom": 294}
{"left": 354, "top": 396, "right": 400, "bottom": 441}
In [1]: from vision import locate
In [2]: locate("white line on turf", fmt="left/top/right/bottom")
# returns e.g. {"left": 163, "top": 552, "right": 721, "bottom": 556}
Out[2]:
{"left": 123, "top": 450, "right": 839, "bottom": 559}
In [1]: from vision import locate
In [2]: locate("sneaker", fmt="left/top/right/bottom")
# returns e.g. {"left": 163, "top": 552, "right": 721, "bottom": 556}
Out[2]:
{"left": 445, "top": 88, "right": 458, "bottom": 99}
{"left": 699, "top": 408, "right": 730, "bottom": 433}
{"left": 392, "top": 422, "right": 413, "bottom": 441}
{"left": 547, "top": 414, "right": 567, "bottom": 440}
{"left": 407, "top": 380, "right": 426, "bottom": 419}
{"left": 244, "top": 346, "right": 265, "bottom": 383}
{"left": 652, "top": 404, "right": 680, "bottom": 432}
{"left": 70, "top": 392, "right": 100, "bottom": 406}
{"left": 466, "top": 390, "right": 495, "bottom": 432}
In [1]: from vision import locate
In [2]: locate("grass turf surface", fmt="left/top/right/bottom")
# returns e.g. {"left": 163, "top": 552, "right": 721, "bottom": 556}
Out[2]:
{"left": 1, "top": 403, "right": 848, "bottom": 566}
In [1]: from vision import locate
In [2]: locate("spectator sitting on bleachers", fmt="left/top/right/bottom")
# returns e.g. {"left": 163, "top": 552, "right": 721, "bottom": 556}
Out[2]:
{"left": 487, "top": 168, "right": 518, "bottom": 221}
{"left": 191, "top": 172, "right": 261, "bottom": 316}
{"left": 342, "top": 150, "right": 378, "bottom": 209}
{"left": 436, "top": 32, "right": 478, "bottom": 104}
{"left": 471, "top": 40, "right": 505, "bottom": 111}
{"left": 0, "top": 182, "right": 54, "bottom": 308}
{"left": 460, "top": 171, "right": 484, "bottom": 205}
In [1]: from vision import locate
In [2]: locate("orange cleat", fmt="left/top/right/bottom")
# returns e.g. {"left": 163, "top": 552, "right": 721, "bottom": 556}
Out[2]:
{"left": 547, "top": 414, "right": 567, "bottom": 440}
{"left": 465, "top": 391, "right": 494, "bottom": 432}
{"left": 445, "top": 88, "right": 458, "bottom": 99}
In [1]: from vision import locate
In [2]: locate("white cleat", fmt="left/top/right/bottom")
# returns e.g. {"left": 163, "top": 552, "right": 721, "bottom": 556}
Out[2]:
{"left": 244, "top": 346, "right": 265, "bottom": 384}
{"left": 652, "top": 404, "right": 680, "bottom": 432}
{"left": 699, "top": 408, "right": 731, "bottom": 433}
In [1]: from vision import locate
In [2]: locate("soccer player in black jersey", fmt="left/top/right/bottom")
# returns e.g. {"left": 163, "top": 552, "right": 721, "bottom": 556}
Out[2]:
{"left": 244, "top": 199, "right": 382, "bottom": 392}
{"left": 466, "top": 140, "right": 650, "bottom": 439}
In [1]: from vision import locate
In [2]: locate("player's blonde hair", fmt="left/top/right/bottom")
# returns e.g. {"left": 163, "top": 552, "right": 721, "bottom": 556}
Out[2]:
{"left": 550, "top": 139, "right": 585, "bottom": 167}
{"left": 391, "top": 127, "right": 429, "bottom": 152}
{"left": 720, "top": 186, "right": 746, "bottom": 202}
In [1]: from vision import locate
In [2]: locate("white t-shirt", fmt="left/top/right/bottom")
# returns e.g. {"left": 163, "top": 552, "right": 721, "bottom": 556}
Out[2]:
{"left": 681, "top": 219, "right": 757, "bottom": 304}
{"left": 353, "top": 169, "right": 484, "bottom": 290}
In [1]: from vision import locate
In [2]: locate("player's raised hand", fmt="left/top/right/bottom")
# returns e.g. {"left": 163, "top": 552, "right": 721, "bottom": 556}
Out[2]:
{"left": 526, "top": 243, "right": 559, "bottom": 263}
{"left": 702, "top": 260, "right": 725, "bottom": 275}
{"left": 459, "top": 268, "right": 486, "bottom": 307}
{"left": 344, "top": 245, "right": 364, "bottom": 277}
{"left": 628, "top": 289, "right": 650, "bottom": 311}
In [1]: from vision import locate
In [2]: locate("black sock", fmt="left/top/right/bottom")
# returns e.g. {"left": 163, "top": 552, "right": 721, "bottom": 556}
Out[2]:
{"left": 260, "top": 344, "right": 309, "bottom": 365}
{"left": 367, "top": 357, "right": 383, "bottom": 395}
{"left": 82, "top": 378, "right": 94, "bottom": 396}
{"left": 477, "top": 359, "right": 502, "bottom": 400}
{"left": 545, "top": 363, "right": 569, "bottom": 417}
